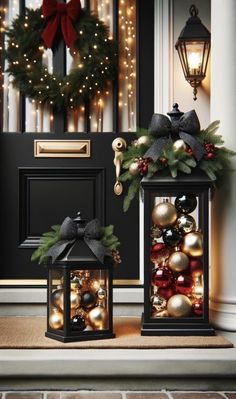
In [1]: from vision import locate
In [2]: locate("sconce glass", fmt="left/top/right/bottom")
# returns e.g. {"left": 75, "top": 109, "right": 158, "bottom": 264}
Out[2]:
{"left": 175, "top": 5, "right": 211, "bottom": 100}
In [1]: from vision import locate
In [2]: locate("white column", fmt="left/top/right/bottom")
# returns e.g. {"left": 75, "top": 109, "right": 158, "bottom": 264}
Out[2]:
{"left": 210, "top": 0, "right": 236, "bottom": 330}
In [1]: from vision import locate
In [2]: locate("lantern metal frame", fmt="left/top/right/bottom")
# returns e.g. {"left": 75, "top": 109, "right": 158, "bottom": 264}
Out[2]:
{"left": 140, "top": 173, "right": 215, "bottom": 336}
{"left": 175, "top": 4, "right": 211, "bottom": 100}
{"left": 45, "top": 226, "right": 115, "bottom": 342}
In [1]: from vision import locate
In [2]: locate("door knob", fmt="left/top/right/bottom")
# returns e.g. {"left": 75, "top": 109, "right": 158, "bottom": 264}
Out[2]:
{"left": 112, "top": 138, "right": 127, "bottom": 196}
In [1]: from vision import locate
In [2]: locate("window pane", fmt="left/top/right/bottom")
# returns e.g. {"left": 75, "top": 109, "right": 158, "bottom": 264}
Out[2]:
{"left": 25, "top": 0, "right": 53, "bottom": 132}
{"left": 0, "top": 0, "right": 20, "bottom": 132}
{"left": 118, "top": 0, "right": 136, "bottom": 132}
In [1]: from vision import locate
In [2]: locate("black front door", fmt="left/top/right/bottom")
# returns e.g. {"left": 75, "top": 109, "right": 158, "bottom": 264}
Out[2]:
{"left": 0, "top": 0, "right": 154, "bottom": 287}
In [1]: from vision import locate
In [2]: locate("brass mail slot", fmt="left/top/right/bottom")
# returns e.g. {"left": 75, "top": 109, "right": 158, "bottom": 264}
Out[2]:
{"left": 34, "top": 140, "right": 91, "bottom": 158}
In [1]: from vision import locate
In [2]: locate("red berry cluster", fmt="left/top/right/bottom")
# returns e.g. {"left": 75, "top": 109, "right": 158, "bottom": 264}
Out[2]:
{"left": 204, "top": 142, "right": 216, "bottom": 160}
{"left": 138, "top": 157, "right": 151, "bottom": 176}
{"left": 186, "top": 147, "right": 193, "bottom": 156}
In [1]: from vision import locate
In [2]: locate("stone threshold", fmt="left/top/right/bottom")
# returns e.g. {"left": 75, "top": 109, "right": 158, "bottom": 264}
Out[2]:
{"left": 1, "top": 342, "right": 236, "bottom": 390}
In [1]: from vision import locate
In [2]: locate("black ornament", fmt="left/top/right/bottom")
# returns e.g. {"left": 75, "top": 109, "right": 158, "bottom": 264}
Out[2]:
{"left": 81, "top": 291, "right": 96, "bottom": 309}
{"left": 163, "top": 228, "right": 182, "bottom": 247}
{"left": 175, "top": 194, "right": 197, "bottom": 214}
{"left": 71, "top": 315, "right": 86, "bottom": 331}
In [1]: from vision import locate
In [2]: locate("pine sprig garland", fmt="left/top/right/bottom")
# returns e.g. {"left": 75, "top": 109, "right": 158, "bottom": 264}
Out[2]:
{"left": 31, "top": 223, "right": 120, "bottom": 264}
{"left": 4, "top": 7, "right": 117, "bottom": 111}
{"left": 119, "top": 121, "right": 235, "bottom": 211}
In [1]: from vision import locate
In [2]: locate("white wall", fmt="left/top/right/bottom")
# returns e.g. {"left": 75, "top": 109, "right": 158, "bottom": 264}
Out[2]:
{"left": 173, "top": 0, "right": 211, "bottom": 128}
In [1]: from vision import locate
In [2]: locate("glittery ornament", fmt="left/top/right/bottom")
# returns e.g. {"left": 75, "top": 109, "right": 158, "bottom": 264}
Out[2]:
{"left": 150, "top": 243, "right": 170, "bottom": 264}
{"left": 167, "top": 294, "right": 192, "bottom": 317}
{"left": 152, "top": 309, "right": 169, "bottom": 318}
{"left": 150, "top": 225, "right": 163, "bottom": 239}
{"left": 176, "top": 214, "right": 196, "bottom": 234}
{"left": 175, "top": 273, "right": 194, "bottom": 295}
{"left": 152, "top": 200, "right": 178, "bottom": 228}
{"left": 163, "top": 227, "right": 182, "bottom": 247}
{"left": 152, "top": 266, "right": 173, "bottom": 288}
{"left": 88, "top": 279, "right": 101, "bottom": 292}
{"left": 189, "top": 258, "right": 203, "bottom": 271}
{"left": 175, "top": 193, "right": 197, "bottom": 214}
{"left": 151, "top": 294, "right": 167, "bottom": 312}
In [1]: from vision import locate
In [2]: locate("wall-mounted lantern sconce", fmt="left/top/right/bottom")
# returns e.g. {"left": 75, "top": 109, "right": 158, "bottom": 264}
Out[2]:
{"left": 175, "top": 5, "right": 211, "bottom": 101}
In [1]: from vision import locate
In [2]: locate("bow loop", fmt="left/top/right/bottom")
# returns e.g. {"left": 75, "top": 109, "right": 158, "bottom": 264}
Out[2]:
{"left": 41, "top": 0, "right": 81, "bottom": 49}
{"left": 45, "top": 215, "right": 105, "bottom": 263}
{"left": 144, "top": 109, "right": 204, "bottom": 162}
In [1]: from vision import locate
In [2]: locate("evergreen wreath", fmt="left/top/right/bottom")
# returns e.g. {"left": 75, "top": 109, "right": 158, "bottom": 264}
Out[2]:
{"left": 119, "top": 121, "right": 235, "bottom": 212}
{"left": 4, "top": 6, "right": 117, "bottom": 111}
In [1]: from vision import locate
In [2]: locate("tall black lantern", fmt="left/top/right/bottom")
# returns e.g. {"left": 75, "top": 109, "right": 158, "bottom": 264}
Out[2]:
{"left": 175, "top": 5, "right": 211, "bottom": 100}
{"left": 45, "top": 214, "right": 115, "bottom": 342}
{"left": 141, "top": 173, "right": 215, "bottom": 336}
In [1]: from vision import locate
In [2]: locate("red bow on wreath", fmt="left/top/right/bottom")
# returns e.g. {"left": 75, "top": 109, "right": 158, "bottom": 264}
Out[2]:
{"left": 42, "top": 0, "right": 81, "bottom": 49}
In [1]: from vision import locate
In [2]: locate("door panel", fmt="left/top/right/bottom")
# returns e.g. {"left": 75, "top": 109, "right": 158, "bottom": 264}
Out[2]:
{"left": 0, "top": 0, "right": 154, "bottom": 287}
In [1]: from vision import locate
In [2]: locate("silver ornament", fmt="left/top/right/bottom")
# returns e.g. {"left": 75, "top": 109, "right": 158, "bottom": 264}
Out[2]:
{"left": 129, "top": 161, "right": 140, "bottom": 176}
{"left": 176, "top": 214, "right": 196, "bottom": 234}
{"left": 97, "top": 287, "right": 107, "bottom": 300}
{"left": 151, "top": 294, "right": 167, "bottom": 312}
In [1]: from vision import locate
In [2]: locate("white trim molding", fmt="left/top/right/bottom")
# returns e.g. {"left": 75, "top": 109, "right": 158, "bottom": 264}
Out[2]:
{"left": 154, "top": 0, "right": 174, "bottom": 113}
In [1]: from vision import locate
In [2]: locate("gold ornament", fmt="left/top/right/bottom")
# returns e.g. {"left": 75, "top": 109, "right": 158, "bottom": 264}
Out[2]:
{"left": 88, "top": 305, "right": 108, "bottom": 330}
{"left": 88, "top": 279, "right": 101, "bottom": 292}
{"left": 152, "top": 200, "right": 178, "bottom": 228}
{"left": 129, "top": 161, "right": 139, "bottom": 176}
{"left": 176, "top": 214, "right": 196, "bottom": 234}
{"left": 137, "top": 135, "right": 151, "bottom": 147}
{"left": 152, "top": 309, "right": 169, "bottom": 318}
{"left": 97, "top": 287, "right": 107, "bottom": 300}
{"left": 168, "top": 251, "right": 189, "bottom": 272}
{"left": 173, "top": 139, "right": 187, "bottom": 153}
{"left": 49, "top": 308, "right": 64, "bottom": 329}
{"left": 167, "top": 294, "right": 192, "bottom": 317}
{"left": 182, "top": 231, "right": 203, "bottom": 257}
{"left": 58, "top": 290, "right": 81, "bottom": 310}
{"left": 51, "top": 288, "right": 63, "bottom": 308}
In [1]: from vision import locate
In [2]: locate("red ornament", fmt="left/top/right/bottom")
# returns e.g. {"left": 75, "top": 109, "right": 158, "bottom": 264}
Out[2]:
{"left": 152, "top": 243, "right": 165, "bottom": 252}
{"left": 189, "top": 259, "right": 202, "bottom": 271}
{"left": 152, "top": 266, "right": 173, "bottom": 288}
{"left": 175, "top": 273, "right": 194, "bottom": 295}
{"left": 192, "top": 299, "right": 203, "bottom": 316}
{"left": 160, "top": 157, "right": 168, "bottom": 165}
{"left": 158, "top": 286, "right": 176, "bottom": 300}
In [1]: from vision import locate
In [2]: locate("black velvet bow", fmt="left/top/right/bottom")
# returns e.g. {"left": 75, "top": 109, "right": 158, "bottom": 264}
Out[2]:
{"left": 144, "top": 110, "right": 204, "bottom": 162}
{"left": 45, "top": 217, "right": 105, "bottom": 264}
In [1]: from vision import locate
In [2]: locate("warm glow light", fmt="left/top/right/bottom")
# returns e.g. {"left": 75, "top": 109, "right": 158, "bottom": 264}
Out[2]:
{"left": 188, "top": 51, "right": 201, "bottom": 71}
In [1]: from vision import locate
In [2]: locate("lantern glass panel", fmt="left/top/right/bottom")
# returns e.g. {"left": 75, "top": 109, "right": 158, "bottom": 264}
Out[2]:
{"left": 49, "top": 268, "right": 64, "bottom": 331}
{"left": 70, "top": 268, "right": 110, "bottom": 332}
{"left": 150, "top": 192, "right": 204, "bottom": 320}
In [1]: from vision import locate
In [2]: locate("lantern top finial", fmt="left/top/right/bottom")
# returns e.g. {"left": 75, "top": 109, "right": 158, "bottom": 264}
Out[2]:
{"left": 189, "top": 4, "right": 198, "bottom": 17}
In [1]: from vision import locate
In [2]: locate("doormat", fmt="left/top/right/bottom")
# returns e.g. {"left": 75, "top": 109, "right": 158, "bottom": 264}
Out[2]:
{"left": 0, "top": 316, "right": 233, "bottom": 349}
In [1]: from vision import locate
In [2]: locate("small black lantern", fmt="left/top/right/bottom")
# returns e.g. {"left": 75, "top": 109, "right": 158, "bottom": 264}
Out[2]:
{"left": 141, "top": 173, "right": 215, "bottom": 336}
{"left": 175, "top": 5, "right": 211, "bottom": 100}
{"left": 45, "top": 213, "right": 115, "bottom": 342}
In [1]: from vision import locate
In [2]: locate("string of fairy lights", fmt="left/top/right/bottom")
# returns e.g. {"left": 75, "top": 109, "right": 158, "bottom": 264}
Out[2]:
{"left": 0, "top": 0, "right": 136, "bottom": 133}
